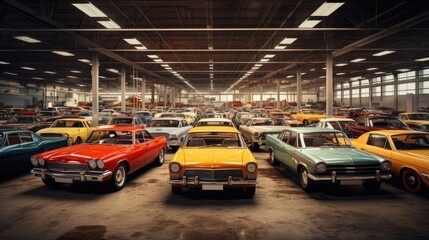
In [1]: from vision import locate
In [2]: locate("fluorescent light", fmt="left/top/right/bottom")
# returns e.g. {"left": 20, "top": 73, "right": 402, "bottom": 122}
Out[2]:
{"left": 70, "top": 70, "right": 81, "bottom": 73}
{"left": 311, "top": 2, "right": 345, "bottom": 16}
{"left": 161, "top": 64, "right": 169, "bottom": 67}
{"left": 21, "top": 66, "right": 35, "bottom": 70}
{"left": 373, "top": 50, "right": 395, "bottom": 56}
{"left": 77, "top": 84, "right": 87, "bottom": 87}
{"left": 397, "top": 68, "right": 410, "bottom": 72}
{"left": 301, "top": 73, "right": 306, "bottom": 75}
{"left": 260, "top": 59, "right": 270, "bottom": 62}
{"left": 72, "top": 2, "right": 107, "bottom": 17}
{"left": 366, "top": 67, "right": 378, "bottom": 70}
{"left": 78, "top": 58, "right": 91, "bottom": 63}
{"left": 44, "top": 71, "right": 56, "bottom": 74}
{"left": 98, "top": 19, "right": 121, "bottom": 29}
{"left": 14, "top": 36, "right": 41, "bottom": 43}
{"left": 147, "top": 55, "right": 159, "bottom": 59}
{"left": 0, "top": 61, "right": 10, "bottom": 64}
{"left": 209, "top": 66, "right": 213, "bottom": 70}
{"left": 31, "top": 77, "right": 44, "bottom": 80}
{"left": 251, "top": 67, "right": 260, "bottom": 70}
{"left": 4, "top": 72, "right": 17, "bottom": 76}
{"left": 255, "top": 64, "right": 263, "bottom": 67}
{"left": 350, "top": 58, "right": 366, "bottom": 62}
{"left": 123, "top": 38, "right": 142, "bottom": 45}
{"left": 165, "top": 67, "right": 172, "bottom": 70}
{"left": 67, "top": 76, "right": 77, "bottom": 79}
{"left": 286, "top": 75, "right": 294, "bottom": 78}
{"left": 415, "top": 57, "right": 429, "bottom": 62}
{"left": 298, "top": 19, "right": 321, "bottom": 28}
{"left": 52, "top": 51, "right": 74, "bottom": 57}
{"left": 310, "top": 68, "right": 316, "bottom": 71}
{"left": 264, "top": 54, "right": 276, "bottom": 58}
{"left": 280, "top": 37, "right": 297, "bottom": 44}
{"left": 274, "top": 45, "right": 287, "bottom": 49}
{"left": 336, "top": 72, "right": 346, "bottom": 75}
{"left": 374, "top": 72, "right": 385, "bottom": 75}
{"left": 99, "top": 76, "right": 106, "bottom": 79}
{"left": 319, "top": 76, "right": 326, "bottom": 78}
{"left": 106, "top": 68, "right": 119, "bottom": 74}
{"left": 135, "top": 46, "right": 147, "bottom": 50}
{"left": 154, "top": 59, "right": 163, "bottom": 62}
{"left": 335, "top": 63, "right": 348, "bottom": 67}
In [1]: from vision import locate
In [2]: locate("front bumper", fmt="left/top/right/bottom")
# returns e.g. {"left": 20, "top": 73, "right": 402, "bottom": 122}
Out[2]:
{"left": 308, "top": 170, "right": 391, "bottom": 184}
{"left": 31, "top": 168, "right": 113, "bottom": 183}
{"left": 168, "top": 139, "right": 182, "bottom": 146}
{"left": 169, "top": 175, "right": 258, "bottom": 187}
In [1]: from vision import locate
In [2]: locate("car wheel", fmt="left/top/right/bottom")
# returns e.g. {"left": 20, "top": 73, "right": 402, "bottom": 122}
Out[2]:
{"left": 109, "top": 163, "right": 127, "bottom": 191}
{"left": 154, "top": 148, "right": 165, "bottom": 166}
{"left": 42, "top": 177, "right": 56, "bottom": 186}
{"left": 362, "top": 180, "right": 382, "bottom": 191}
{"left": 244, "top": 186, "right": 256, "bottom": 198}
{"left": 269, "top": 150, "right": 279, "bottom": 166}
{"left": 303, "top": 120, "right": 309, "bottom": 126}
{"left": 74, "top": 137, "right": 82, "bottom": 144}
{"left": 251, "top": 141, "right": 260, "bottom": 152}
{"left": 402, "top": 169, "right": 422, "bottom": 193}
{"left": 172, "top": 186, "right": 182, "bottom": 195}
{"left": 299, "top": 167, "right": 315, "bottom": 191}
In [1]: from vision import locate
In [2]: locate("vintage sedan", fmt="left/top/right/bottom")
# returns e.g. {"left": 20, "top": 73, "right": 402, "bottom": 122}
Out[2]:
{"left": 107, "top": 116, "right": 146, "bottom": 128}
{"left": 292, "top": 109, "right": 326, "bottom": 126}
{"left": 1, "top": 115, "right": 49, "bottom": 132}
{"left": 398, "top": 112, "right": 429, "bottom": 132}
{"left": 350, "top": 130, "right": 429, "bottom": 193}
{"left": 195, "top": 118, "right": 235, "bottom": 128}
{"left": 31, "top": 126, "right": 168, "bottom": 191}
{"left": 349, "top": 115, "right": 410, "bottom": 137}
{"left": 0, "top": 129, "right": 69, "bottom": 172}
{"left": 266, "top": 127, "right": 391, "bottom": 191}
{"left": 146, "top": 117, "right": 193, "bottom": 150}
{"left": 239, "top": 117, "right": 290, "bottom": 151}
{"left": 168, "top": 126, "right": 258, "bottom": 197}
{"left": 269, "top": 112, "right": 302, "bottom": 127}
{"left": 316, "top": 118, "right": 354, "bottom": 137}
{"left": 36, "top": 118, "right": 96, "bottom": 144}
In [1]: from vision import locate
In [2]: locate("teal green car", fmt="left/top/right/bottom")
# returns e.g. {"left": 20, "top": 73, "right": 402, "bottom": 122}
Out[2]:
{"left": 266, "top": 127, "right": 392, "bottom": 191}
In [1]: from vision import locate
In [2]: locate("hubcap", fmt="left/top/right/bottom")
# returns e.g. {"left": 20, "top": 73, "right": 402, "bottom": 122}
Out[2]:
{"left": 159, "top": 149, "right": 164, "bottom": 163}
{"left": 270, "top": 152, "right": 274, "bottom": 163}
{"left": 115, "top": 166, "right": 125, "bottom": 186}
{"left": 301, "top": 170, "right": 308, "bottom": 187}
{"left": 408, "top": 175, "right": 416, "bottom": 186}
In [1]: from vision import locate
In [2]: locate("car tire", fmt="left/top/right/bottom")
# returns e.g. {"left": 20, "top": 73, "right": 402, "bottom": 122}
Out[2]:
{"left": 362, "top": 180, "right": 382, "bottom": 191}
{"left": 303, "top": 120, "right": 309, "bottom": 126}
{"left": 244, "top": 186, "right": 256, "bottom": 198}
{"left": 172, "top": 186, "right": 182, "bottom": 195}
{"left": 109, "top": 163, "right": 127, "bottom": 191}
{"left": 299, "top": 167, "right": 315, "bottom": 191}
{"left": 402, "top": 169, "right": 422, "bottom": 193}
{"left": 42, "top": 177, "right": 56, "bottom": 186}
{"left": 74, "top": 137, "right": 82, "bottom": 144}
{"left": 251, "top": 141, "right": 260, "bottom": 152}
{"left": 154, "top": 148, "right": 165, "bottom": 166}
{"left": 269, "top": 150, "right": 279, "bottom": 166}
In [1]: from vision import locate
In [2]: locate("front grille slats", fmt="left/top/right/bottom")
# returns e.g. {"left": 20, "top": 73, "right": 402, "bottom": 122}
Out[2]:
{"left": 41, "top": 133, "right": 63, "bottom": 138}
{"left": 150, "top": 132, "right": 170, "bottom": 138}
{"left": 326, "top": 164, "right": 380, "bottom": 174}
{"left": 184, "top": 170, "right": 243, "bottom": 181}
{"left": 47, "top": 162, "right": 89, "bottom": 172}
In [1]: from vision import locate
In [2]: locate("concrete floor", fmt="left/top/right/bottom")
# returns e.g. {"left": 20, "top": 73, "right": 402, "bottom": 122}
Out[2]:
{"left": 0, "top": 151, "right": 428, "bottom": 240}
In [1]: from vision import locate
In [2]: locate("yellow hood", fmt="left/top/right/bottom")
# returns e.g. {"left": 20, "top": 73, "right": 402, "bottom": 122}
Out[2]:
{"left": 182, "top": 148, "right": 245, "bottom": 169}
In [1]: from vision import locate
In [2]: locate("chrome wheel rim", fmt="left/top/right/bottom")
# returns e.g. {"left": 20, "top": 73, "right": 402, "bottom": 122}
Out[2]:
{"left": 115, "top": 166, "right": 126, "bottom": 186}
{"left": 301, "top": 169, "right": 308, "bottom": 187}
{"left": 158, "top": 149, "right": 164, "bottom": 164}
{"left": 270, "top": 151, "right": 274, "bottom": 164}
{"left": 407, "top": 175, "right": 417, "bottom": 186}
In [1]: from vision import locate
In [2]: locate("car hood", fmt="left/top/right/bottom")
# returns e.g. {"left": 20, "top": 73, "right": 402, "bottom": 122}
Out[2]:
{"left": 303, "top": 148, "right": 383, "bottom": 165}
{"left": 1, "top": 123, "right": 33, "bottom": 128}
{"left": 37, "top": 127, "right": 79, "bottom": 134}
{"left": 40, "top": 144, "right": 128, "bottom": 163}
{"left": 182, "top": 148, "right": 245, "bottom": 169}
{"left": 146, "top": 127, "right": 178, "bottom": 134}
{"left": 251, "top": 126, "right": 288, "bottom": 132}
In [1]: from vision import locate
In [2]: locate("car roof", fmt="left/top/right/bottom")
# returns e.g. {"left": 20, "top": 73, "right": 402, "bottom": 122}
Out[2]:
{"left": 0, "top": 129, "right": 33, "bottom": 134}
{"left": 320, "top": 118, "right": 354, "bottom": 122}
{"left": 189, "top": 126, "right": 239, "bottom": 133}
{"left": 363, "top": 130, "right": 428, "bottom": 136}
{"left": 55, "top": 118, "right": 87, "bottom": 122}
{"left": 152, "top": 117, "right": 183, "bottom": 121}
{"left": 96, "top": 125, "right": 143, "bottom": 131}
{"left": 284, "top": 127, "right": 342, "bottom": 134}
{"left": 198, "top": 118, "right": 232, "bottom": 122}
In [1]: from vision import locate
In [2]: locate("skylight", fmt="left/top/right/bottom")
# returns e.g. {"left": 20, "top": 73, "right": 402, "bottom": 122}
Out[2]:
{"left": 123, "top": 38, "right": 142, "bottom": 45}
{"left": 298, "top": 19, "right": 321, "bottom": 28}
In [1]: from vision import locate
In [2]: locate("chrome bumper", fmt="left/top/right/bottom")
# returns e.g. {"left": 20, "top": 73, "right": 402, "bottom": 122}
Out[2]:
{"left": 420, "top": 173, "right": 429, "bottom": 180}
{"left": 308, "top": 170, "right": 391, "bottom": 183}
{"left": 31, "top": 168, "right": 113, "bottom": 182}
{"left": 169, "top": 175, "right": 258, "bottom": 187}
{"left": 168, "top": 140, "right": 181, "bottom": 146}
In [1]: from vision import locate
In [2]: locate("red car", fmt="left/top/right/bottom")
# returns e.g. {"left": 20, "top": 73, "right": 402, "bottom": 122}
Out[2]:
{"left": 31, "top": 126, "right": 167, "bottom": 191}
{"left": 349, "top": 116, "right": 410, "bottom": 137}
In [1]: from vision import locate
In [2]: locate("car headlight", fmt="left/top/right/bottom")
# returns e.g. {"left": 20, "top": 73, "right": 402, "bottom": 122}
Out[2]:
{"left": 170, "top": 134, "right": 178, "bottom": 139}
{"left": 170, "top": 163, "right": 181, "bottom": 173}
{"left": 31, "top": 156, "right": 38, "bottom": 166}
{"left": 246, "top": 163, "right": 257, "bottom": 173}
{"left": 420, "top": 125, "right": 428, "bottom": 131}
{"left": 380, "top": 160, "right": 391, "bottom": 172}
{"left": 88, "top": 159, "right": 97, "bottom": 169}
{"left": 315, "top": 162, "right": 327, "bottom": 173}
{"left": 96, "top": 159, "right": 105, "bottom": 169}
{"left": 37, "top": 157, "right": 45, "bottom": 166}
{"left": 62, "top": 133, "right": 69, "bottom": 138}
{"left": 253, "top": 132, "right": 260, "bottom": 137}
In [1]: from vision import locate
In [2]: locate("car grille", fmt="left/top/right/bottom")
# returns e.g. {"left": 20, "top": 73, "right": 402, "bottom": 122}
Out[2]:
{"left": 150, "top": 132, "right": 170, "bottom": 138}
{"left": 261, "top": 132, "right": 281, "bottom": 140}
{"left": 47, "top": 162, "right": 89, "bottom": 172}
{"left": 184, "top": 169, "right": 243, "bottom": 181}
{"left": 40, "top": 133, "right": 63, "bottom": 138}
{"left": 326, "top": 164, "right": 380, "bottom": 174}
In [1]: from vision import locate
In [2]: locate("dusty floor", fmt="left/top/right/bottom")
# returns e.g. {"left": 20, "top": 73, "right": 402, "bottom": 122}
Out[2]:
{"left": 0, "top": 151, "right": 428, "bottom": 240}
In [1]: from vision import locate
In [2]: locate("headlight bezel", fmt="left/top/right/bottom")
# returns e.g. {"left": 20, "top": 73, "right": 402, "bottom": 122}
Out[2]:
{"left": 31, "top": 156, "right": 38, "bottom": 166}
{"left": 380, "top": 160, "right": 391, "bottom": 172}
{"left": 253, "top": 132, "right": 261, "bottom": 137}
{"left": 96, "top": 159, "right": 105, "bottom": 169}
{"left": 246, "top": 162, "right": 257, "bottom": 173}
{"left": 88, "top": 158, "right": 97, "bottom": 169}
{"left": 170, "top": 163, "right": 181, "bottom": 173}
{"left": 37, "top": 157, "right": 45, "bottom": 166}
{"left": 315, "top": 162, "right": 327, "bottom": 173}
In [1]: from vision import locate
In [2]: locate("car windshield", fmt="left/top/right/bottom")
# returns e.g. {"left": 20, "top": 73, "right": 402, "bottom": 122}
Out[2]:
{"left": 51, "top": 120, "right": 84, "bottom": 128}
{"left": 108, "top": 118, "right": 133, "bottom": 125}
{"left": 370, "top": 118, "right": 407, "bottom": 127}
{"left": 328, "top": 121, "right": 353, "bottom": 131}
{"left": 302, "top": 110, "right": 317, "bottom": 114}
{"left": 407, "top": 113, "right": 429, "bottom": 120}
{"left": 272, "top": 119, "right": 289, "bottom": 126}
{"left": 251, "top": 119, "right": 274, "bottom": 126}
{"left": 185, "top": 132, "right": 243, "bottom": 148}
{"left": 391, "top": 134, "right": 429, "bottom": 150}
{"left": 7, "top": 117, "right": 35, "bottom": 123}
{"left": 197, "top": 121, "right": 233, "bottom": 127}
{"left": 78, "top": 112, "right": 91, "bottom": 116}
{"left": 149, "top": 120, "right": 179, "bottom": 127}
{"left": 238, "top": 114, "right": 256, "bottom": 119}
{"left": 85, "top": 130, "right": 139, "bottom": 145}
{"left": 160, "top": 113, "right": 185, "bottom": 118}
{"left": 301, "top": 132, "right": 352, "bottom": 148}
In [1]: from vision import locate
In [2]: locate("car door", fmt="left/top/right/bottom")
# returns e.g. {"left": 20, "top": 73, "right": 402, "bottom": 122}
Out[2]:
{"left": 278, "top": 131, "right": 297, "bottom": 170}
{"left": 351, "top": 117, "right": 367, "bottom": 137}
{"left": 143, "top": 130, "right": 158, "bottom": 162}
{"left": 0, "top": 133, "right": 31, "bottom": 169}
{"left": 239, "top": 119, "right": 251, "bottom": 141}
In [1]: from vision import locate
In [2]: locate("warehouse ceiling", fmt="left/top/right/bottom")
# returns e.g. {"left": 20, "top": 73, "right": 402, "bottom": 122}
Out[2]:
{"left": 0, "top": 0, "right": 429, "bottom": 92}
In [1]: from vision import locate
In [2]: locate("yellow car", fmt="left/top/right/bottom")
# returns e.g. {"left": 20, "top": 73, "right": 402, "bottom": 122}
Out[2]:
{"left": 398, "top": 112, "right": 429, "bottom": 132}
{"left": 351, "top": 130, "right": 429, "bottom": 193}
{"left": 292, "top": 109, "right": 326, "bottom": 126}
{"left": 36, "top": 118, "right": 96, "bottom": 144}
{"left": 168, "top": 126, "right": 258, "bottom": 197}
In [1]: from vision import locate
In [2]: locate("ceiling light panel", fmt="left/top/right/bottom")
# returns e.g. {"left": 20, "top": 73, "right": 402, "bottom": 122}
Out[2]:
{"left": 0, "top": 61, "right": 10, "bottom": 64}
{"left": 52, "top": 51, "right": 75, "bottom": 57}
{"left": 4, "top": 72, "right": 18, "bottom": 76}
{"left": 123, "top": 38, "right": 142, "bottom": 45}
{"left": 366, "top": 67, "right": 378, "bottom": 70}
{"left": 311, "top": 2, "right": 345, "bottom": 16}
{"left": 14, "top": 36, "right": 41, "bottom": 43}
{"left": 298, "top": 19, "right": 321, "bottom": 28}
{"left": 78, "top": 58, "right": 91, "bottom": 63}
{"left": 335, "top": 63, "right": 348, "bottom": 67}
{"left": 350, "top": 58, "right": 366, "bottom": 62}
{"left": 21, "top": 67, "right": 35, "bottom": 70}
{"left": 373, "top": 50, "right": 395, "bottom": 56}
{"left": 44, "top": 71, "right": 56, "bottom": 74}
{"left": 280, "top": 37, "right": 297, "bottom": 44}
{"left": 147, "top": 55, "right": 159, "bottom": 59}
{"left": 415, "top": 57, "right": 429, "bottom": 62}
{"left": 98, "top": 19, "right": 121, "bottom": 29}
{"left": 135, "top": 46, "right": 147, "bottom": 50}
{"left": 72, "top": 2, "right": 107, "bottom": 17}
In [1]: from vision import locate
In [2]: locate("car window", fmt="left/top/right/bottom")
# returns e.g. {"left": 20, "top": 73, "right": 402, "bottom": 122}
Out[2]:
{"left": 357, "top": 118, "right": 365, "bottom": 126}
{"left": 143, "top": 130, "right": 153, "bottom": 140}
{"left": 4, "top": 133, "right": 21, "bottom": 146}
{"left": 288, "top": 132, "right": 297, "bottom": 147}
{"left": 185, "top": 132, "right": 243, "bottom": 147}
{"left": 367, "top": 134, "right": 391, "bottom": 149}
{"left": 19, "top": 132, "right": 34, "bottom": 143}
{"left": 281, "top": 131, "right": 291, "bottom": 143}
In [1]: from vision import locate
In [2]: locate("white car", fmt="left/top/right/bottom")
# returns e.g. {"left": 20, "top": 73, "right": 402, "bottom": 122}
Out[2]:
{"left": 316, "top": 118, "right": 354, "bottom": 137}
{"left": 195, "top": 118, "right": 235, "bottom": 128}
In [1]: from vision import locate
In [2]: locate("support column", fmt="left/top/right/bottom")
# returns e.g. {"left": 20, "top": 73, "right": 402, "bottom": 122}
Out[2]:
{"left": 326, "top": 53, "right": 333, "bottom": 117}
{"left": 415, "top": 70, "right": 420, "bottom": 109}
{"left": 277, "top": 79, "right": 281, "bottom": 109}
{"left": 260, "top": 81, "right": 263, "bottom": 108}
{"left": 91, "top": 52, "right": 99, "bottom": 126}
{"left": 393, "top": 73, "right": 398, "bottom": 109}
{"left": 151, "top": 84, "right": 155, "bottom": 107}
{"left": 120, "top": 65, "right": 126, "bottom": 112}
{"left": 297, "top": 65, "right": 302, "bottom": 112}
{"left": 369, "top": 78, "right": 373, "bottom": 107}
{"left": 171, "top": 88, "right": 175, "bottom": 107}
{"left": 163, "top": 85, "right": 167, "bottom": 108}
{"left": 349, "top": 82, "right": 352, "bottom": 107}
{"left": 142, "top": 78, "right": 146, "bottom": 110}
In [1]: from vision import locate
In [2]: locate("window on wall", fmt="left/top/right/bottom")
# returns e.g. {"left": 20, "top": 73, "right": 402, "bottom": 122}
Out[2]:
{"left": 253, "top": 95, "right": 261, "bottom": 101}
{"left": 335, "top": 83, "right": 342, "bottom": 89}
{"left": 383, "top": 74, "right": 394, "bottom": 83}
{"left": 419, "top": 68, "right": 429, "bottom": 78}
{"left": 220, "top": 95, "right": 233, "bottom": 102}
{"left": 352, "top": 89, "right": 360, "bottom": 98}
{"left": 343, "top": 82, "right": 350, "bottom": 88}
{"left": 335, "top": 90, "right": 341, "bottom": 100}
{"left": 343, "top": 90, "right": 350, "bottom": 98}
{"left": 372, "top": 77, "right": 381, "bottom": 85}
{"left": 383, "top": 84, "right": 394, "bottom": 96}
{"left": 361, "top": 79, "right": 369, "bottom": 86}
{"left": 398, "top": 83, "right": 416, "bottom": 95}
{"left": 420, "top": 81, "right": 429, "bottom": 94}
{"left": 351, "top": 81, "right": 359, "bottom": 87}
{"left": 372, "top": 86, "right": 381, "bottom": 96}
{"left": 398, "top": 71, "right": 416, "bottom": 81}
{"left": 361, "top": 88, "right": 369, "bottom": 97}
{"left": 205, "top": 95, "right": 219, "bottom": 101}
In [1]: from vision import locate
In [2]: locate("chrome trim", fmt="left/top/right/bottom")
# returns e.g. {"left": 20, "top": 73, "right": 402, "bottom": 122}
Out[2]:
{"left": 309, "top": 172, "right": 391, "bottom": 182}
{"left": 31, "top": 168, "right": 112, "bottom": 182}
{"left": 169, "top": 179, "right": 258, "bottom": 186}
{"left": 420, "top": 173, "right": 429, "bottom": 180}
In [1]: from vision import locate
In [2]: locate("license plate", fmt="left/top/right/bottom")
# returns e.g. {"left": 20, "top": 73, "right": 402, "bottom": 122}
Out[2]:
{"left": 55, "top": 177, "right": 73, "bottom": 184}
{"left": 340, "top": 180, "right": 362, "bottom": 185}
{"left": 202, "top": 185, "right": 223, "bottom": 191}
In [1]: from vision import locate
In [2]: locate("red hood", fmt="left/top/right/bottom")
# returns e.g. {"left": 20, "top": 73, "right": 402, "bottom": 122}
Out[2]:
{"left": 38, "top": 144, "right": 128, "bottom": 163}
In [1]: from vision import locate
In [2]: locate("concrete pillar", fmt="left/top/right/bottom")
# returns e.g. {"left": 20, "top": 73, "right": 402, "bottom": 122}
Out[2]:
{"left": 260, "top": 81, "right": 263, "bottom": 108}
{"left": 393, "top": 73, "right": 398, "bottom": 109}
{"left": 326, "top": 53, "right": 333, "bottom": 117}
{"left": 151, "top": 84, "right": 155, "bottom": 107}
{"left": 369, "top": 78, "right": 373, "bottom": 107}
{"left": 120, "top": 65, "right": 126, "bottom": 112}
{"left": 163, "top": 86, "right": 167, "bottom": 108}
{"left": 297, "top": 65, "right": 302, "bottom": 112}
{"left": 277, "top": 79, "right": 281, "bottom": 109}
{"left": 142, "top": 78, "right": 146, "bottom": 110}
{"left": 91, "top": 52, "right": 99, "bottom": 126}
